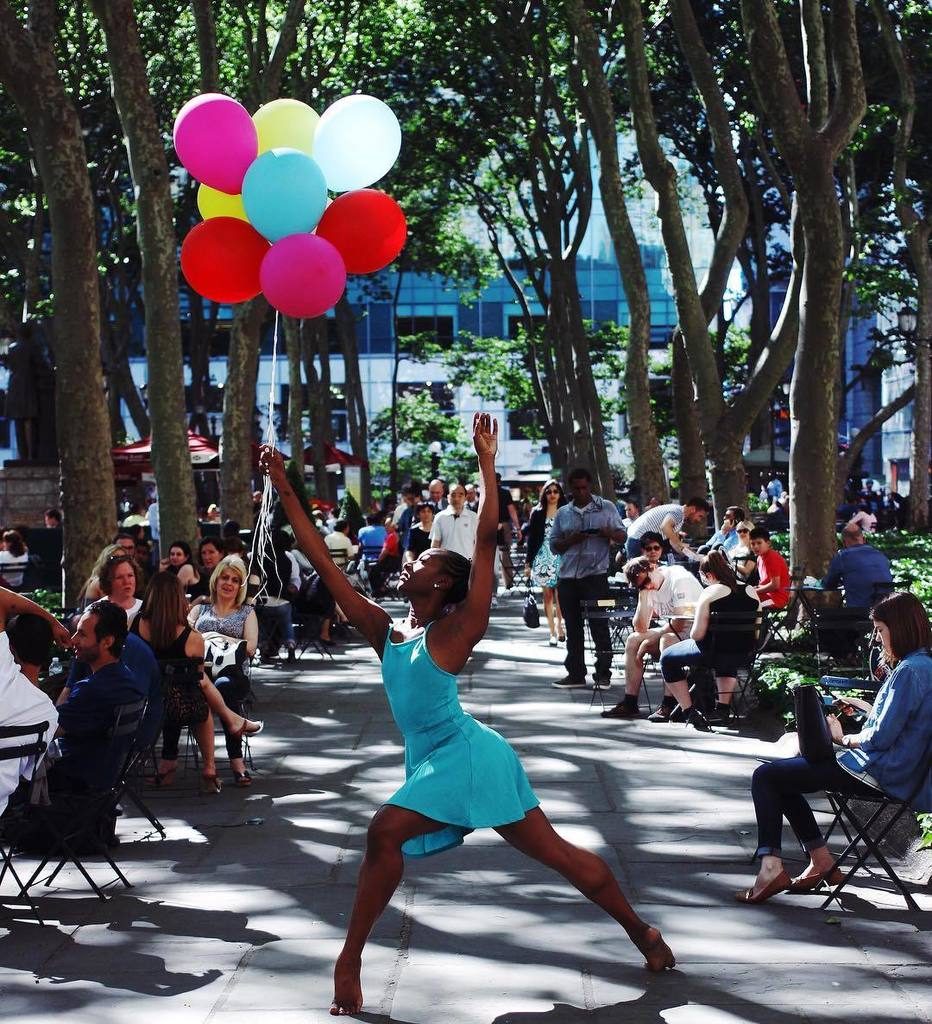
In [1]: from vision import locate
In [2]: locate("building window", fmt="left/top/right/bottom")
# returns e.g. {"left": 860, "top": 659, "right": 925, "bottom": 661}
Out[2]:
{"left": 395, "top": 315, "right": 454, "bottom": 349}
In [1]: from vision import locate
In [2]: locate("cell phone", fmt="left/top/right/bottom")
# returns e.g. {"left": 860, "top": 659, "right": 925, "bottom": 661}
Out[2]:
{"left": 583, "top": 527, "right": 601, "bottom": 535}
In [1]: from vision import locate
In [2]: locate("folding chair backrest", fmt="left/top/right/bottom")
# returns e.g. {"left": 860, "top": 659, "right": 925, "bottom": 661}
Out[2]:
{"left": 110, "top": 698, "right": 147, "bottom": 740}
{"left": 0, "top": 721, "right": 50, "bottom": 763}
{"left": 159, "top": 657, "right": 203, "bottom": 687}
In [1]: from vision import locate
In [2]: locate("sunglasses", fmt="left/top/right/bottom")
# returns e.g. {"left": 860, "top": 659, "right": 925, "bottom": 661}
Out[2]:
{"left": 737, "top": 528, "right": 750, "bottom": 534}
{"left": 642, "top": 545, "right": 662, "bottom": 552}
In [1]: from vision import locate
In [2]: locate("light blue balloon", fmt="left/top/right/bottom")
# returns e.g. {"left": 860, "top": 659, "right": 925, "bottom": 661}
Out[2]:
{"left": 241, "top": 148, "right": 328, "bottom": 242}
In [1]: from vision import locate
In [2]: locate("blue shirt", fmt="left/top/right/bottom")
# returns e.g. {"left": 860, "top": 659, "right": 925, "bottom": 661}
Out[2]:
{"left": 837, "top": 650, "right": 932, "bottom": 809}
{"left": 358, "top": 524, "right": 387, "bottom": 561}
{"left": 58, "top": 659, "right": 149, "bottom": 789}
{"left": 706, "top": 527, "right": 741, "bottom": 552}
{"left": 549, "top": 496, "right": 623, "bottom": 579}
{"left": 821, "top": 544, "right": 893, "bottom": 609}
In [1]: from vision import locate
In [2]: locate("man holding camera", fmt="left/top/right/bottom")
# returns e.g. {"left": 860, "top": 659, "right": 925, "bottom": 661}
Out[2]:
{"left": 549, "top": 467, "right": 626, "bottom": 689}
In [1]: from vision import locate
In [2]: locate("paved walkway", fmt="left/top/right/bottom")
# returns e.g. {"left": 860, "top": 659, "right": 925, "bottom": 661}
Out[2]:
{"left": 2, "top": 603, "right": 930, "bottom": 1024}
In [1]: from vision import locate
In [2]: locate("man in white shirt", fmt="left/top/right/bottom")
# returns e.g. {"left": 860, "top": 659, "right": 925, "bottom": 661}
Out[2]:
{"left": 324, "top": 519, "right": 358, "bottom": 568}
{"left": 429, "top": 483, "right": 478, "bottom": 560}
{"left": 600, "top": 557, "right": 704, "bottom": 721}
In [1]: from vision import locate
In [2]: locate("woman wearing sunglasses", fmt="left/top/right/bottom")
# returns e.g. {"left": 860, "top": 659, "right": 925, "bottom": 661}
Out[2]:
{"left": 525, "top": 479, "right": 568, "bottom": 645}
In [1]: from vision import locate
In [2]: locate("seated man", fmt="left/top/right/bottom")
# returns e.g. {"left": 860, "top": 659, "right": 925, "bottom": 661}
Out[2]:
{"left": 601, "top": 557, "right": 704, "bottom": 721}
{"left": 0, "top": 591, "right": 70, "bottom": 813}
{"left": 324, "top": 518, "right": 358, "bottom": 569}
{"left": 749, "top": 527, "right": 790, "bottom": 610}
{"left": 53, "top": 600, "right": 148, "bottom": 792}
{"left": 357, "top": 513, "right": 387, "bottom": 564}
{"left": 822, "top": 523, "right": 892, "bottom": 609}
{"left": 698, "top": 506, "right": 745, "bottom": 555}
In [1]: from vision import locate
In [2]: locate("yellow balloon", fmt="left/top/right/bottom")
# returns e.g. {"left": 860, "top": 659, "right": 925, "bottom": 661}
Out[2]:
{"left": 197, "top": 184, "right": 248, "bottom": 221}
{"left": 253, "top": 98, "right": 320, "bottom": 156}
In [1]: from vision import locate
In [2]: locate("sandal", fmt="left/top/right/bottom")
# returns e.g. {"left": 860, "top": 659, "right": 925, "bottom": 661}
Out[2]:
{"left": 233, "top": 770, "right": 252, "bottom": 788}
{"left": 236, "top": 718, "right": 264, "bottom": 739}
{"left": 144, "top": 768, "right": 176, "bottom": 788}
{"left": 200, "top": 772, "right": 222, "bottom": 794}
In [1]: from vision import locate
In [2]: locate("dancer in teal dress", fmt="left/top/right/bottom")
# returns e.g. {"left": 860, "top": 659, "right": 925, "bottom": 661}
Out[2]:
{"left": 261, "top": 416, "right": 674, "bottom": 1017}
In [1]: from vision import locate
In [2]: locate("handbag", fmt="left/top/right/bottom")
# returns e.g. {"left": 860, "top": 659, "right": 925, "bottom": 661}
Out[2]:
{"left": 522, "top": 583, "right": 540, "bottom": 629}
{"left": 201, "top": 630, "right": 249, "bottom": 681}
{"left": 793, "top": 683, "right": 834, "bottom": 762}
{"left": 162, "top": 660, "right": 209, "bottom": 726}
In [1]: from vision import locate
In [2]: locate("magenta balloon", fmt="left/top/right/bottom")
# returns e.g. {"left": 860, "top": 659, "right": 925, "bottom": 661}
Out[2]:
{"left": 260, "top": 235, "right": 347, "bottom": 318}
{"left": 173, "top": 93, "right": 258, "bottom": 195}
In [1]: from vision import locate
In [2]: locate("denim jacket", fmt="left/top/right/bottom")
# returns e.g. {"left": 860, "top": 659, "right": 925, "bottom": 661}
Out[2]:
{"left": 836, "top": 650, "right": 932, "bottom": 810}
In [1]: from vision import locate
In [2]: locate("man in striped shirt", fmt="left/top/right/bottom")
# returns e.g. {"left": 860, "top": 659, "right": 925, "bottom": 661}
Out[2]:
{"left": 624, "top": 498, "right": 712, "bottom": 561}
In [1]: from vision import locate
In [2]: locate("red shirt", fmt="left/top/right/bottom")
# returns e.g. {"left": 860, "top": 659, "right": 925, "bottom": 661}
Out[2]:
{"left": 757, "top": 548, "right": 790, "bottom": 608}
{"left": 380, "top": 531, "right": 400, "bottom": 558}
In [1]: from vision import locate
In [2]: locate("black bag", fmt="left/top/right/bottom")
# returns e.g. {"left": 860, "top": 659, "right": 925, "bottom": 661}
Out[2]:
{"left": 794, "top": 683, "right": 834, "bottom": 762}
{"left": 522, "top": 584, "right": 540, "bottom": 629}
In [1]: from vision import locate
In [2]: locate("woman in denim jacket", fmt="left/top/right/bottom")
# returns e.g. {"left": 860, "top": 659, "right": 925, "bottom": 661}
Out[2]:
{"left": 738, "top": 591, "right": 932, "bottom": 903}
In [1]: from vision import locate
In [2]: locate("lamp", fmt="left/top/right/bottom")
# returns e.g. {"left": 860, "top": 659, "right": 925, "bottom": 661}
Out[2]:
{"left": 428, "top": 439, "right": 442, "bottom": 478}
{"left": 898, "top": 306, "right": 918, "bottom": 335}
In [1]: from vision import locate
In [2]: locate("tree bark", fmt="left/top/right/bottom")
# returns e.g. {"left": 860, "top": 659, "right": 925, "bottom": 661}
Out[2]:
{"left": 0, "top": 0, "right": 116, "bottom": 601}
{"left": 334, "top": 293, "right": 370, "bottom": 508}
{"left": 741, "top": 0, "right": 866, "bottom": 574}
{"left": 672, "top": 333, "right": 706, "bottom": 500}
{"left": 283, "top": 316, "right": 305, "bottom": 476}
{"left": 91, "top": 0, "right": 198, "bottom": 550}
{"left": 221, "top": 297, "right": 266, "bottom": 525}
{"left": 565, "top": 0, "right": 667, "bottom": 503}
{"left": 301, "top": 316, "right": 334, "bottom": 503}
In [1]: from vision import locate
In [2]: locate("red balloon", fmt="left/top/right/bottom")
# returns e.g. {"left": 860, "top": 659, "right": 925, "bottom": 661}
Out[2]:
{"left": 180, "top": 217, "right": 270, "bottom": 303}
{"left": 315, "top": 189, "right": 407, "bottom": 274}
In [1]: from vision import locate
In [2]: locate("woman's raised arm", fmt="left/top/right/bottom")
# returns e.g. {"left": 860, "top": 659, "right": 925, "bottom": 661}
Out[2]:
{"left": 259, "top": 446, "right": 391, "bottom": 654}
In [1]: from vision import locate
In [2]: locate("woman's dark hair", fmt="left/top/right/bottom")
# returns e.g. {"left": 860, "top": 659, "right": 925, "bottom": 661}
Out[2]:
{"left": 7, "top": 613, "right": 52, "bottom": 666}
{"left": 871, "top": 591, "right": 932, "bottom": 661}
{"left": 536, "top": 478, "right": 567, "bottom": 510}
{"left": 3, "top": 530, "right": 25, "bottom": 557}
{"left": 198, "top": 537, "right": 222, "bottom": 561}
{"left": 139, "top": 571, "right": 188, "bottom": 651}
{"left": 439, "top": 550, "right": 471, "bottom": 604}
{"left": 701, "top": 549, "right": 738, "bottom": 589}
{"left": 98, "top": 553, "right": 139, "bottom": 596}
{"left": 169, "top": 540, "right": 193, "bottom": 563}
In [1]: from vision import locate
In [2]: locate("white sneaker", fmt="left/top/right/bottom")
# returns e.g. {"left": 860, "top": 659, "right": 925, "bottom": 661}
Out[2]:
{"left": 490, "top": 596, "right": 498, "bottom": 608}
{"left": 548, "top": 635, "right": 558, "bottom": 646}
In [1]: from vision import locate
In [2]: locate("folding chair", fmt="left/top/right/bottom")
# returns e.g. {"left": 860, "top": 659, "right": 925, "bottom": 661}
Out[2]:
{"left": 0, "top": 721, "right": 51, "bottom": 925}
{"left": 810, "top": 605, "right": 873, "bottom": 671}
{"left": 581, "top": 593, "right": 651, "bottom": 711}
{"left": 686, "top": 609, "right": 763, "bottom": 718}
{"left": 821, "top": 753, "right": 932, "bottom": 911}
{"left": 761, "top": 565, "right": 806, "bottom": 653}
{"left": 24, "top": 698, "right": 146, "bottom": 901}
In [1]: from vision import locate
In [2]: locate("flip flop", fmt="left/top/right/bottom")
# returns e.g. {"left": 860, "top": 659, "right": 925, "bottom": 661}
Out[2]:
{"left": 735, "top": 869, "right": 792, "bottom": 904}
{"left": 788, "top": 867, "right": 845, "bottom": 893}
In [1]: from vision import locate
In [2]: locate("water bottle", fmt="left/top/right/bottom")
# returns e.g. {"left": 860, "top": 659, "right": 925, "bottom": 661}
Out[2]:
{"left": 49, "top": 656, "right": 62, "bottom": 677}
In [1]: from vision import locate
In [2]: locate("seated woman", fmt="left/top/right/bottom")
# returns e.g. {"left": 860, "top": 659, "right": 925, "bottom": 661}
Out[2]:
{"left": 738, "top": 591, "right": 932, "bottom": 903}
{"left": 160, "top": 540, "right": 200, "bottom": 591}
{"left": 188, "top": 536, "right": 224, "bottom": 603}
{"left": 188, "top": 555, "right": 261, "bottom": 786}
{"left": 98, "top": 551, "right": 144, "bottom": 627}
{"left": 730, "top": 521, "right": 758, "bottom": 584}
{"left": 659, "top": 550, "right": 760, "bottom": 728}
{"left": 0, "top": 530, "right": 30, "bottom": 591}
{"left": 137, "top": 571, "right": 262, "bottom": 793}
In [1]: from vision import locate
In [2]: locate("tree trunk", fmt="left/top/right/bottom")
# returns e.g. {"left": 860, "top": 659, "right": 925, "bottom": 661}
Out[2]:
{"left": 301, "top": 316, "right": 334, "bottom": 503}
{"left": 565, "top": 0, "right": 667, "bottom": 502}
{"left": 709, "top": 439, "right": 749, "bottom": 519}
{"left": 910, "top": 297, "right": 931, "bottom": 527}
{"left": 283, "top": 316, "right": 305, "bottom": 476}
{"left": 672, "top": 333, "right": 706, "bottom": 499}
{"left": 334, "top": 293, "right": 370, "bottom": 508}
{"left": 0, "top": 0, "right": 116, "bottom": 601}
{"left": 221, "top": 298, "right": 266, "bottom": 526}
{"left": 92, "top": 0, "right": 198, "bottom": 550}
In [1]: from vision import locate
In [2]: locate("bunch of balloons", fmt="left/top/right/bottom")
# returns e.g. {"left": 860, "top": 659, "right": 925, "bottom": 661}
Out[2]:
{"left": 175, "top": 94, "right": 407, "bottom": 318}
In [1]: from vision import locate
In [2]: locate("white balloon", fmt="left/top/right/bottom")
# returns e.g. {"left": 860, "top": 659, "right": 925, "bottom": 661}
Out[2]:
{"left": 313, "top": 95, "right": 401, "bottom": 192}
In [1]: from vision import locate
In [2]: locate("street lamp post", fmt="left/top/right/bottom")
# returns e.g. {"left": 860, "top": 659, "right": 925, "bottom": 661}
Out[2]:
{"left": 428, "top": 439, "right": 442, "bottom": 479}
{"left": 769, "top": 382, "right": 791, "bottom": 478}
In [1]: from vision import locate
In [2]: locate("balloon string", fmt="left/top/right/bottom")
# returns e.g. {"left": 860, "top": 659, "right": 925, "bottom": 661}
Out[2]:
{"left": 249, "top": 310, "right": 284, "bottom": 604}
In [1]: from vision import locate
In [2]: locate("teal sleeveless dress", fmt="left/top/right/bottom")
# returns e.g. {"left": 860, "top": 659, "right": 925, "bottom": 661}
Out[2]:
{"left": 382, "top": 623, "right": 539, "bottom": 857}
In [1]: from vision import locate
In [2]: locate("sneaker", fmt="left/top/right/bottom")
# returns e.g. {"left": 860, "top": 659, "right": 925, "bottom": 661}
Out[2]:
{"left": 684, "top": 706, "right": 712, "bottom": 732}
{"left": 600, "top": 701, "right": 640, "bottom": 719}
{"left": 706, "top": 703, "right": 734, "bottom": 726}
{"left": 548, "top": 635, "right": 558, "bottom": 647}
{"left": 647, "top": 702, "right": 677, "bottom": 723}
{"left": 551, "top": 676, "right": 587, "bottom": 689}
{"left": 592, "top": 674, "right": 613, "bottom": 689}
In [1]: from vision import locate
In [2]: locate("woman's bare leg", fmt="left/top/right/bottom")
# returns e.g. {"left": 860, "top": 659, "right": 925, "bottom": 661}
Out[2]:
{"left": 332, "top": 805, "right": 445, "bottom": 1015}
{"left": 495, "top": 808, "right": 675, "bottom": 971}
{"left": 542, "top": 587, "right": 557, "bottom": 638}
{"left": 193, "top": 713, "right": 216, "bottom": 775}
{"left": 199, "top": 679, "right": 259, "bottom": 734}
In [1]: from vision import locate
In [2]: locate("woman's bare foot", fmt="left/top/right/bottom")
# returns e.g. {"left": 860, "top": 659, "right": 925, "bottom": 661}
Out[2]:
{"left": 331, "top": 954, "right": 363, "bottom": 1015}
{"left": 636, "top": 926, "right": 676, "bottom": 971}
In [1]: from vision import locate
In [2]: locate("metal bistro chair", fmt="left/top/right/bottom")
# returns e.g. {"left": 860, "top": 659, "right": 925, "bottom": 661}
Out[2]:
{"left": 761, "top": 565, "right": 806, "bottom": 654}
{"left": 581, "top": 592, "right": 650, "bottom": 711}
{"left": 821, "top": 752, "right": 932, "bottom": 911}
{"left": 810, "top": 604, "right": 874, "bottom": 674}
{"left": 0, "top": 720, "right": 51, "bottom": 925}
{"left": 25, "top": 698, "right": 147, "bottom": 901}
{"left": 687, "top": 609, "right": 763, "bottom": 718}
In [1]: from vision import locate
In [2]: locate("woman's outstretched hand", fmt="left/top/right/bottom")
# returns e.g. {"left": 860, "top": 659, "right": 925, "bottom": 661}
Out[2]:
{"left": 258, "top": 444, "right": 288, "bottom": 490}
{"left": 473, "top": 412, "right": 498, "bottom": 460}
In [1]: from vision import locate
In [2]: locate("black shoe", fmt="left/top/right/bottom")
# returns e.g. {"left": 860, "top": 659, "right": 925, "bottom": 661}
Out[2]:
{"left": 552, "top": 676, "right": 587, "bottom": 689}
{"left": 600, "top": 701, "right": 640, "bottom": 719}
{"left": 287, "top": 646, "right": 297, "bottom": 664}
{"left": 647, "top": 703, "right": 677, "bottom": 723}
{"left": 684, "top": 706, "right": 712, "bottom": 732}
{"left": 706, "top": 702, "right": 734, "bottom": 726}
{"left": 592, "top": 674, "right": 613, "bottom": 690}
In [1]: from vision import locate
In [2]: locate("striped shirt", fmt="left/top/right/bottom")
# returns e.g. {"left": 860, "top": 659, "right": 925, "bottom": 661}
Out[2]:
{"left": 626, "top": 503, "right": 684, "bottom": 541}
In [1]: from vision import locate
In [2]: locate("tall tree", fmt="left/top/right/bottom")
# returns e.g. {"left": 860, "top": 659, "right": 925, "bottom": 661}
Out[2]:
{"left": 91, "top": 0, "right": 198, "bottom": 548}
{"left": 0, "top": 0, "right": 116, "bottom": 600}
{"left": 741, "top": 0, "right": 866, "bottom": 572}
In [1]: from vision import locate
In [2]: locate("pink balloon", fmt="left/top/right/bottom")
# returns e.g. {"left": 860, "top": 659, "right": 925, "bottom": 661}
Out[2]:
{"left": 173, "top": 93, "right": 258, "bottom": 195}
{"left": 260, "top": 235, "right": 347, "bottom": 318}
